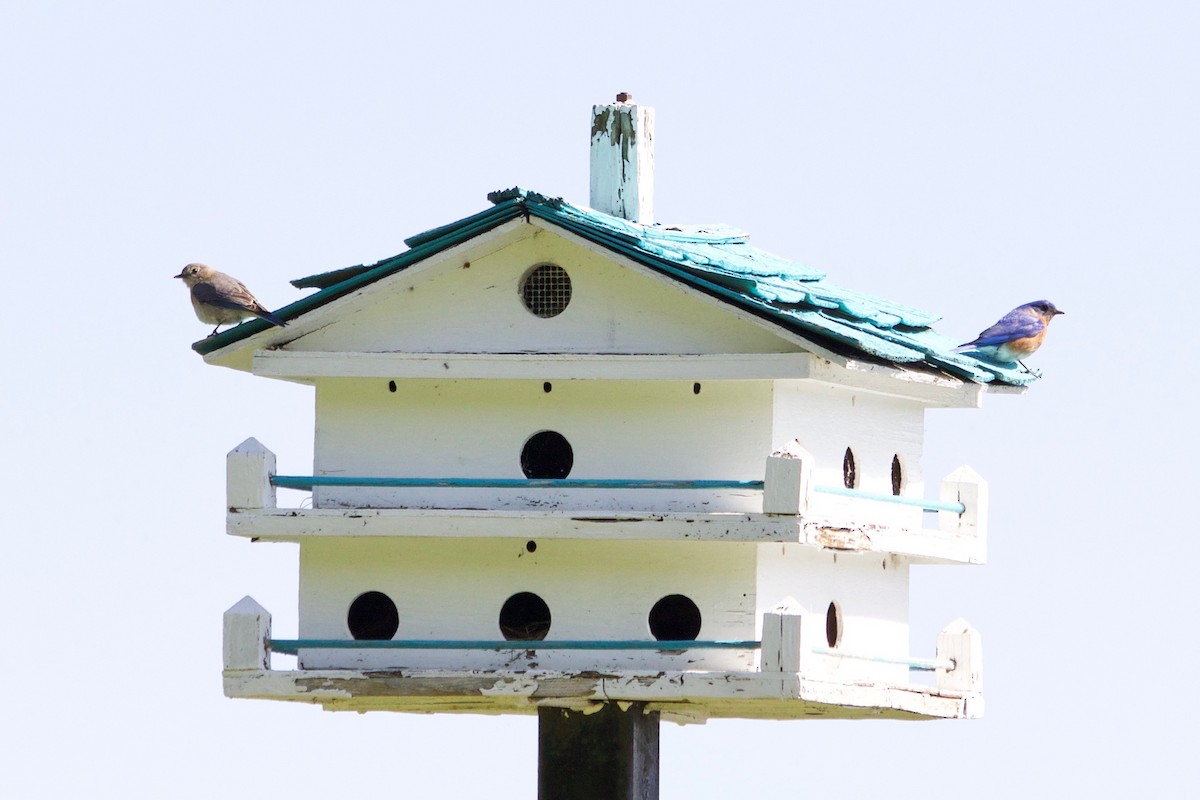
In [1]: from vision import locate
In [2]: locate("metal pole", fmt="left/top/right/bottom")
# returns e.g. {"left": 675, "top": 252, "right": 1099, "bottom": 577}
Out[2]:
{"left": 538, "top": 702, "right": 660, "bottom": 800}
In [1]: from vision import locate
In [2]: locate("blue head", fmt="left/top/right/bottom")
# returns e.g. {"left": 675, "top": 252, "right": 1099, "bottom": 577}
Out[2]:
{"left": 1019, "top": 300, "right": 1065, "bottom": 321}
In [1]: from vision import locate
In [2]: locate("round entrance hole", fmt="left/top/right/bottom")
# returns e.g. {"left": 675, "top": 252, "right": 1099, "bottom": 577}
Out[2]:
{"left": 347, "top": 591, "right": 399, "bottom": 641}
{"left": 648, "top": 594, "right": 702, "bottom": 641}
{"left": 826, "top": 601, "right": 843, "bottom": 648}
{"left": 842, "top": 447, "right": 857, "bottom": 489}
{"left": 520, "top": 430, "right": 573, "bottom": 479}
{"left": 499, "top": 591, "right": 552, "bottom": 641}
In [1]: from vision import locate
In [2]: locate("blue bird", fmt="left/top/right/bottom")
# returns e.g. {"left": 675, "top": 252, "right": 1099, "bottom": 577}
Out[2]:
{"left": 956, "top": 300, "right": 1064, "bottom": 371}
{"left": 175, "top": 263, "right": 287, "bottom": 336}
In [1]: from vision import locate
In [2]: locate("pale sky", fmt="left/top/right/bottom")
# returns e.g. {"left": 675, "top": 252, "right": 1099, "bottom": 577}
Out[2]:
{"left": 3, "top": 2, "right": 1197, "bottom": 797}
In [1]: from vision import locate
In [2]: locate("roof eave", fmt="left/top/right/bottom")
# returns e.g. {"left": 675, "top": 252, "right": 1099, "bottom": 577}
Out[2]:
{"left": 192, "top": 200, "right": 529, "bottom": 357}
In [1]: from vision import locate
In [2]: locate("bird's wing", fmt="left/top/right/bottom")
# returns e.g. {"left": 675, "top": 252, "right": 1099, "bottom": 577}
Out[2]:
{"left": 968, "top": 312, "right": 1045, "bottom": 346}
{"left": 191, "top": 281, "right": 240, "bottom": 310}
{"left": 193, "top": 279, "right": 260, "bottom": 311}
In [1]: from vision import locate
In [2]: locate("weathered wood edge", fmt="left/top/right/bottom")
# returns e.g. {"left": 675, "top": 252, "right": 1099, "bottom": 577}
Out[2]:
{"left": 226, "top": 508, "right": 986, "bottom": 564}
{"left": 222, "top": 668, "right": 979, "bottom": 722}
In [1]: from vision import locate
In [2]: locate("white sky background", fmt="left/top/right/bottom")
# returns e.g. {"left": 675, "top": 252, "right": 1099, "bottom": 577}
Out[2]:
{"left": 3, "top": 2, "right": 1197, "bottom": 797}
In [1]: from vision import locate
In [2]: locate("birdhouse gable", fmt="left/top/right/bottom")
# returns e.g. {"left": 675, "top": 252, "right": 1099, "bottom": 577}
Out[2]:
{"left": 267, "top": 222, "right": 805, "bottom": 359}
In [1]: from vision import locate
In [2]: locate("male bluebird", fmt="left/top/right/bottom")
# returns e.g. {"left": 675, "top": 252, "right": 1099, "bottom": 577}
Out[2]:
{"left": 175, "top": 263, "right": 287, "bottom": 335}
{"left": 956, "top": 300, "right": 1064, "bottom": 369}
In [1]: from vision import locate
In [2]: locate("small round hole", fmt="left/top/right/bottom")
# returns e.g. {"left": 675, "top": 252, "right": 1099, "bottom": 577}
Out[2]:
{"left": 543, "top": 382, "right": 552, "bottom": 393}
{"left": 499, "top": 591, "right": 551, "bottom": 641}
{"left": 648, "top": 594, "right": 702, "bottom": 641}
{"left": 842, "top": 448, "right": 857, "bottom": 489}
{"left": 826, "top": 601, "right": 842, "bottom": 648}
{"left": 347, "top": 591, "right": 399, "bottom": 641}
{"left": 891, "top": 454, "right": 903, "bottom": 496}
{"left": 520, "top": 431, "right": 573, "bottom": 479}
{"left": 521, "top": 264, "right": 572, "bottom": 318}
{"left": 387, "top": 380, "right": 397, "bottom": 393}
{"left": 693, "top": 382, "right": 701, "bottom": 395}
{"left": 525, "top": 540, "right": 537, "bottom": 553}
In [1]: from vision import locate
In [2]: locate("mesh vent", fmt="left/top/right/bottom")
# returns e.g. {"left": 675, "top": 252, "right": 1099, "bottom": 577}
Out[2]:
{"left": 521, "top": 264, "right": 572, "bottom": 318}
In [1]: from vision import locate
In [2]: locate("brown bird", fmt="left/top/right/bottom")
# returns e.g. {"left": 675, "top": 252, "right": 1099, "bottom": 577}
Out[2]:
{"left": 174, "top": 263, "right": 287, "bottom": 335}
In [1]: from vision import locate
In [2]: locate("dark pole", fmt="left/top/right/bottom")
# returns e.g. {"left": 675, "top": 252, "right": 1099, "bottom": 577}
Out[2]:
{"left": 537, "top": 702, "right": 660, "bottom": 800}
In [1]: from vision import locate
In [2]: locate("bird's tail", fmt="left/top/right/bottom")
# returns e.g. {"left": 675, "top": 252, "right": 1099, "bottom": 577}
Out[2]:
{"left": 254, "top": 308, "right": 288, "bottom": 327}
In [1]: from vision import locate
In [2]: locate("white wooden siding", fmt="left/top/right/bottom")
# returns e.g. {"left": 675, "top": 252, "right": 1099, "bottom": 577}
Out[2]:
{"left": 772, "top": 379, "right": 926, "bottom": 530}
{"left": 312, "top": 377, "right": 773, "bottom": 513}
{"left": 755, "top": 545, "right": 910, "bottom": 685}
{"left": 298, "top": 537, "right": 756, "bottom": 672}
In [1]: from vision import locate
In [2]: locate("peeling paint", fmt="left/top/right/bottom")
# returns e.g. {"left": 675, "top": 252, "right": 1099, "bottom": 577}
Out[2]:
{"left": 590, "top": 107, "right": 611, "bottom": 140}
{"left": 815, "top": 526, "right": 873, "bottom": 551}
{"left": 226, "top": 667, "right": 974, "bottom": 720}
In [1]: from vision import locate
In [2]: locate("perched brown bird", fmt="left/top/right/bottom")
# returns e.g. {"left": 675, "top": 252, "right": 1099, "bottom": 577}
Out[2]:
{"left": 174, "top": 263, "right": 287, "bottom": 335}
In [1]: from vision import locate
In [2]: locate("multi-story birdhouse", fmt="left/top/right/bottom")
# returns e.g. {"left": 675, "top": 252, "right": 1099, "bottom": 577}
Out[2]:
{"left": 209, "top": 97, "right": 1029, "bottom": 726}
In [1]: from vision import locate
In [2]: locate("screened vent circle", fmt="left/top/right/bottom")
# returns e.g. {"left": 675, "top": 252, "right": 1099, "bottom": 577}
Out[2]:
{"left": 521, "top": 264, "right": 572, "bottom": 318}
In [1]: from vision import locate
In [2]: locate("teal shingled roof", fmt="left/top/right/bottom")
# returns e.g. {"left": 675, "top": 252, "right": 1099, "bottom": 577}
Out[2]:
{"left": 194, "top": 188, "right": 1035, "bottom": 386}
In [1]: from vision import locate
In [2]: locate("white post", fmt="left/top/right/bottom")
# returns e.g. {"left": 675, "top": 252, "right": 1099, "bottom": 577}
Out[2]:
{"left": 590, "top": 93, "right": 655, "bottom": 223}
{"left": 939, "top": 464, "right": 988, "bottom": 537}
{"left": 760, "top": 598, "right": 805, "bottom": 673}
{"left": 936, "top": 618, "right": 983, "bottom": 693}
{"left": 223, "top": 596, "right": 271, "bottom": 671}
{"left": 763, "top": 443, "right": 813, "bottom": 515}
{"left": 227, "top": 437, "right": 276, "bottom": 510}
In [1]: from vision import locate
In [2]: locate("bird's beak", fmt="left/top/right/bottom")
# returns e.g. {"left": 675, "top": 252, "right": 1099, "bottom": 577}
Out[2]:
{"left": 1054, "top": 309, "right": 1065, "bottom": 316}
{"left": 173, "top": 272, "right": 184, "bottom": 279}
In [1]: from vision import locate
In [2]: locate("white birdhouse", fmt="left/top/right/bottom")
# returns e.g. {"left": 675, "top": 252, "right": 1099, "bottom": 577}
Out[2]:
{"left": 206, "top": 97, "right": 1025, "bottom": 726}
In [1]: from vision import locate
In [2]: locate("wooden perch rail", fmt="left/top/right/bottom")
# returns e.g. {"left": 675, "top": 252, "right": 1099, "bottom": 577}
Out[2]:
{"left": 225, "top": 441, "right": 984, "bottom": 554}
{"left": 271, "top": 476, "right": 766, "bottom": 491}
{"left": 224, "top": 597, "right": 983, "bottom": 695}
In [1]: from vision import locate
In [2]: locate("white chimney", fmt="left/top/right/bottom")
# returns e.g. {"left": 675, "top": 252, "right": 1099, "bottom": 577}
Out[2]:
{"left": 589, "top": 92, "right": 655, "bottom": 224}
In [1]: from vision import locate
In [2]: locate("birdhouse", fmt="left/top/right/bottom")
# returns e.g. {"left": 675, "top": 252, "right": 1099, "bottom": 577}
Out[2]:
{"left": 206, "top": 97, "right": 1029, "bottom": 729}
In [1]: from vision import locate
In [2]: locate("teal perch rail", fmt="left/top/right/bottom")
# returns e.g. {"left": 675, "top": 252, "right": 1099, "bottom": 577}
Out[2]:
{"left": 812, "top": 485, "right": 965, "bottom": 514}
{"left": 268, "top": 639, "right": 762, "bottom": 654}
{"left": 271, "top": 476, "right": 764, "bottom": 491}
{"left": 270, "top": 475, "right": 964, "bottom": 514}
